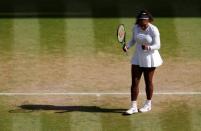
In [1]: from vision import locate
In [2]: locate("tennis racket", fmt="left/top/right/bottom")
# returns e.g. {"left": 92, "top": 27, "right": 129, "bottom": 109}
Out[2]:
{"left": 117, "top": 24, "right": 128, "bottom": 54}
{"left": 117, "top": 24, "right": 126, "bottom": 46}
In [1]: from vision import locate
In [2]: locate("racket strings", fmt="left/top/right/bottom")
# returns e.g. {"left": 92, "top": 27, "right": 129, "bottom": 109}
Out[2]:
{"left": 117, "top": 24, "right": 126, "bottom": 43}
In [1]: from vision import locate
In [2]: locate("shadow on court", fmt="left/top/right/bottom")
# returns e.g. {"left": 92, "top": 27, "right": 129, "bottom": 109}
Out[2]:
{"left": 9, "top": 104, "right": 126, "bottom": 114}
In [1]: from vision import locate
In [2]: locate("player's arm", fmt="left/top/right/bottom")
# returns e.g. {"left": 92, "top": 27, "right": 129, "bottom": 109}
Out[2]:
{"left": 123, "top": 30, "right": 135, "bottom": 52}
{"left": 127, "top": 26, "right": 136, "bottom": 49}
{"left": 149, "top": 27, "right": 161, "bottom": 50}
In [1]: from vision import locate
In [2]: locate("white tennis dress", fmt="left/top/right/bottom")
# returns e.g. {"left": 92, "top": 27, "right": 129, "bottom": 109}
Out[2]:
{"left": 127, "top": 23, "right": 163, "bottom": 67}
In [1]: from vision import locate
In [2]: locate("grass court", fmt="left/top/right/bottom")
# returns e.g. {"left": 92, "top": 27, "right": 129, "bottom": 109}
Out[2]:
{"left": 0, "top": 18, "right": 201, "bottom": 130}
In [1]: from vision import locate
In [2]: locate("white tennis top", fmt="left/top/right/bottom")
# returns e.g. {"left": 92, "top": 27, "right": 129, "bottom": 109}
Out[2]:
{"left": 127, "top": 23, "right": 163, "bottom": 67}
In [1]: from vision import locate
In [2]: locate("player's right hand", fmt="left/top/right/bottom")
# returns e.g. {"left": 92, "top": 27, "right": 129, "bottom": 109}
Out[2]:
{"left": 122, "top": 44, "right": 128, "bottom": 52}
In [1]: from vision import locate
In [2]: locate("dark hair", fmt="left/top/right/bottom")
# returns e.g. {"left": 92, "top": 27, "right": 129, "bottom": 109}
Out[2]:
{"left": 135, "top": 10, "right": 154, "bottom": 25}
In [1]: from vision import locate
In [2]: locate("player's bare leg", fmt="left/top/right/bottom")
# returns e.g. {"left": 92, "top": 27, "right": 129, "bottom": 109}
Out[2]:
{"left": 139, "top": 67, "right": 155, "bottom": 113}
{"left": 125, "top": 65, "right": 143, "bottom": 115}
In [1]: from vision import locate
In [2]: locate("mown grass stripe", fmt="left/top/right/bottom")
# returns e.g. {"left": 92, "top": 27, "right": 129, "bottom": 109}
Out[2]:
{"left": 156, "top": 18, "right": 180, "bottom": 58}
{"left": 12, "top": 18, "right": 40, "bottom": 91}
{"left": 39, "top": 18, "right": 67, "bottom": 55}
{"left": 190, "top": 108, "right": 201, "bottom": 130}
{"left": 41, "top": 113, "right": 71, "bottom": 131}
{"left": 13, "top": 18, "right": 40, "bottom": 55}
{"left": 65, "top": 18, "right": 95, "bottom": 56}
{"left": 12, "top": 115, "right": 41, "bottom": 131}
{"left": 129, "top": 114, "right": 162, "bottom": 131}
{"left": 159, "top": 101, "right": 192, "bottom": 131}
{"left": 174, "top": 18, "right": 201, "bottom": 58}
{"left": 70, "top": 112, "right": 102, "bottom": 131}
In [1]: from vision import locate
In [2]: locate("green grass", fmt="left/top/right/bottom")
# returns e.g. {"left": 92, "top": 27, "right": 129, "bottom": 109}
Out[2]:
{"left": 0, "top": 18, "right": 201, "bottom": 130}
{"left": 1, "top": 96, "right": 201, "bottom": 131}
{"left": 0, "top": 18, "right": 201, "bottom": 59}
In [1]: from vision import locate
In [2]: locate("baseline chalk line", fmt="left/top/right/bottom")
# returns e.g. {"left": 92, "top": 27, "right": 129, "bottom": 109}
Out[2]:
{"left": 0, "top": 92, "right": 201, "bottom": 96}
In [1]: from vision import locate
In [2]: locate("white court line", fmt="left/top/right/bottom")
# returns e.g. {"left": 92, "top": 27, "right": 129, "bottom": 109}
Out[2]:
{"left": 0, "top": 92, "right": 201, "bottom": 96}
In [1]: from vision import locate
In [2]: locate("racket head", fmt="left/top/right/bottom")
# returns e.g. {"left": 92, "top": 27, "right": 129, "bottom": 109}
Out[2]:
{"left": 117, "top": 24, "right": 126, "bottom": 44}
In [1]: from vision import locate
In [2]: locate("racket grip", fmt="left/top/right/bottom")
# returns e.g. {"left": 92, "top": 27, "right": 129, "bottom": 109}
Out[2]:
{"left": 122, "top": 44, "right": 128, "bottom": 55}
{"left": 122, "top": 43, "right": 126, "bottom": 51}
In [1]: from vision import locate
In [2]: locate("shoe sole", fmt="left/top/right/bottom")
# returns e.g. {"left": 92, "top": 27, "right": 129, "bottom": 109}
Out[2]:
{"left": 123, "top": 111, "right": 138, "bottom": 115}
{"left": 138, "top": 109, "right": 151, "bottom": 113}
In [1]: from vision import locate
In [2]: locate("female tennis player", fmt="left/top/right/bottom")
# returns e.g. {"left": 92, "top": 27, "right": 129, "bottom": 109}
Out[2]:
{"left": 123, "top": 10, "right": 163, "bottom": 115}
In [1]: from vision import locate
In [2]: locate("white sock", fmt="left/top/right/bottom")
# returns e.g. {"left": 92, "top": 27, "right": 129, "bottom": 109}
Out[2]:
{"left": 146, "top": 100, "right": 151, "bottom": 105}
{"left": 131, "top": 101, "right": 137, "bottom": 108}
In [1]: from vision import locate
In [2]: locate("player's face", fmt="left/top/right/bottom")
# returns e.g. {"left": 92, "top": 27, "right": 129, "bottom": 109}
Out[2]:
{"left": 139, "top": 19, "right": 149, "bottom": 30}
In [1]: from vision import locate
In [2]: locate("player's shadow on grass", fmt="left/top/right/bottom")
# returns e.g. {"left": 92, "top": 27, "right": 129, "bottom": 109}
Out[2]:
{"left": 9, "top": 104, "right": 126, "bottom": 114}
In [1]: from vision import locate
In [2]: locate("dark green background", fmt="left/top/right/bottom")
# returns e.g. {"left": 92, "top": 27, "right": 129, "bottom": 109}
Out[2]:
{"left": 0, "top": 0, "right": 200, "bottom": 17}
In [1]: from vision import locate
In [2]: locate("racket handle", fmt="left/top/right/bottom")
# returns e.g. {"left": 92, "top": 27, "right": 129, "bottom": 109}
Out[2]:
{"left": 122, "top": 43, "right": 128, "bottom": 55}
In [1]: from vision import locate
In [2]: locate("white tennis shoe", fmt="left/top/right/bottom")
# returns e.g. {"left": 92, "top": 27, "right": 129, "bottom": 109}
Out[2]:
{"left": 139, "top": 101, "right": 151, "bottom": 113}
{"left": 125, "top": 107, "right": 138, "bottom": 115}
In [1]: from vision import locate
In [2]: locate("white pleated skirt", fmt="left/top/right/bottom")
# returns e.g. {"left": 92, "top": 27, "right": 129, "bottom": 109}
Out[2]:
{"left": 131, "top": 45, "right": 163, "bottom": 68}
